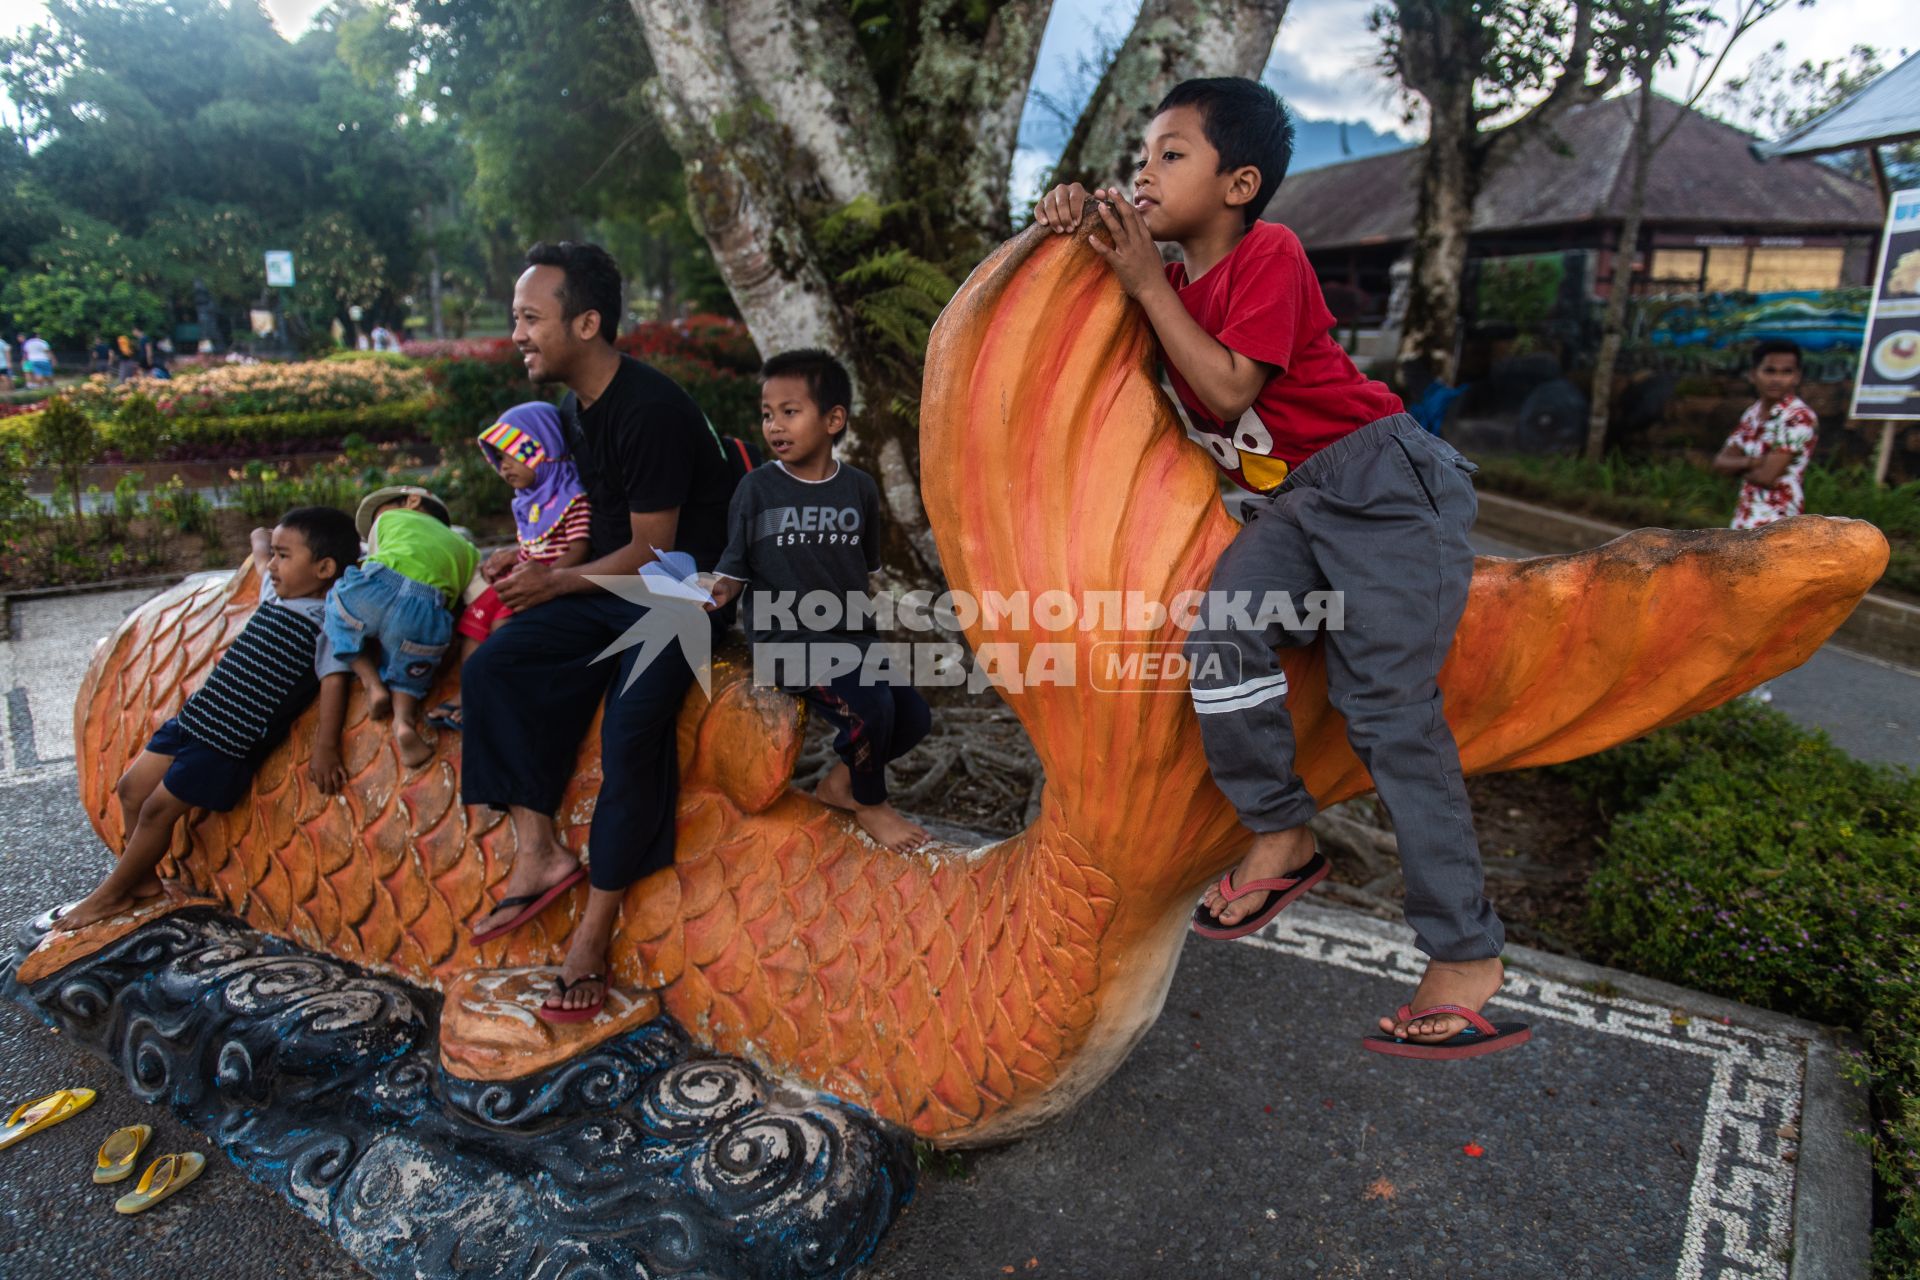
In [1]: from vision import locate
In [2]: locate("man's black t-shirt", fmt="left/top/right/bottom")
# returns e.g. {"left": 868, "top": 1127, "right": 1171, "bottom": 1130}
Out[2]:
{"left": 561, "top": 354, "right": 736, "bottom": 569}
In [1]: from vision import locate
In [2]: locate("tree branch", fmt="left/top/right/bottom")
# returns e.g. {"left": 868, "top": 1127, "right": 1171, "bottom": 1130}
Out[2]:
{"left": 896, "top": 0, "right": 1054, "bottom": 245}
{"left": 1053, "top": 0, "right": 1291, "bottom": 195}
{"left": 720, "top": 0, "right": 897, "bottom": 209}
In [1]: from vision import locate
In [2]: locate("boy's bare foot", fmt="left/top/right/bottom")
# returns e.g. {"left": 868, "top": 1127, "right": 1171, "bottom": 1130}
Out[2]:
{"left": 54, "top": 878, "right": 168, "bottom": 932}
{"left": 813, "top": 764, "right": 856, "bottom": 812}
{"left": 1200, "top": 827, "right": 1318, "bottom": 927}
{"left": 394, "top": 719, "right": 432, "bottom": 768}
{"left": 1379, "top": 956, "right": 1506, "bottom": 1042}
{"left": 366, "top": 685, "right": 393, "bottom": 722}
{"left": 851, "top": 802, "right": 931, "bottom": 854}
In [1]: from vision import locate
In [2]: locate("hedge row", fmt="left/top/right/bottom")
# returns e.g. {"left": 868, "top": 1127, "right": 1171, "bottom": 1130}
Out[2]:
{"left": 1, "top": 399, "right": 432, "bottom": 462}
{"left": 1562, "top": 704, "right": 1920, "bottom": 1274}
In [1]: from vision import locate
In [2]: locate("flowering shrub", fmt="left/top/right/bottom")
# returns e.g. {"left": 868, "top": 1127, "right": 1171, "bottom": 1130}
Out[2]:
{"left": 400, "top": 337, "right": 516, "bottom": 361}
{"left": 61, "top": 360, "right": 430, "bottom": 419}
{"left": 1569, "top": 703, "right": 1920, "bottom": 1271}
{"left": 619, "top": 314, "right": 759, "bottom": 373}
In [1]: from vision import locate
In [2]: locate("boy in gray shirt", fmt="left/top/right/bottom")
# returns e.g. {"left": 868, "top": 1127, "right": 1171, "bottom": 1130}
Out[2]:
{"left": 708, "top": 350, "right": 933, "bottom": 853}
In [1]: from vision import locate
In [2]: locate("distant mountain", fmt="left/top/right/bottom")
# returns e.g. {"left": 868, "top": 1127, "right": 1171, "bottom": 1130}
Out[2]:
{"left": 1012, "top": 111, "right": 1411, "bottom": 183}
{"left": 1289, "top": 116, "right": 1412, "bottom": 173}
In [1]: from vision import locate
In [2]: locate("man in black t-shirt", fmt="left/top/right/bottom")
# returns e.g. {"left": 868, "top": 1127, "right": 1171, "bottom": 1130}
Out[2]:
{"left": 462, "top": 242, "right": 736, "bottom": 1023}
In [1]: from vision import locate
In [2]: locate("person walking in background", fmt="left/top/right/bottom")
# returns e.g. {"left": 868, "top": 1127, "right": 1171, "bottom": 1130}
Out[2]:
{"left": 90, "top": 335, "right": 111, "bottom": 376}
{"left": 0, "top": 335, "right": 11, "bottom": 389}
{"left": 21, "top": 333, "right": 54, "bottom": 388}
{"left": 114, "top": 332, "right": 139, "bottom": 381}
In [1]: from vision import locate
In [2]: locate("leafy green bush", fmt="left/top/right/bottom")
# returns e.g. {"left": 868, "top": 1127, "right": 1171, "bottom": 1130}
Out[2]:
{"left": 29, "top": 398, "right": 97, "bottom": 535}
{"left": 1565, "top": 704, "right": 1920, "bottom": 1270}
{"left": 0, "top": 400, "right": 429, "bottom": 460}
{"left": 1475, "top": 453, "right": 1917, "bottom": 596}
{"left": 420, "top": 356, "right": 555, "bottom": 448}
{"left": 113, "top": 393, "right": 169, "bottom": 462}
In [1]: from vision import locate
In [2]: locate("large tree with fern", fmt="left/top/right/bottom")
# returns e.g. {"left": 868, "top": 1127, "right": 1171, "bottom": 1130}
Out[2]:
{"left": 625, "top": 0, "right": 1291, "bottom": 582}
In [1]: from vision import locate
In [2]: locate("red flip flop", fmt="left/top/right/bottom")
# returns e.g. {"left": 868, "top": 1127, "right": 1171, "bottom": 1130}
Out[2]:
{"left": 537, "top": 973, "right": 606, "bottom": 1024}
{"left": 1190, "top": 851, "right": 1328, "bottom": 940}
{"left": 1362, "top": 1003, "right": 1532, "bottom": 1060}
{"left": 469, "top": 866, "right": 588, "bottom": 945}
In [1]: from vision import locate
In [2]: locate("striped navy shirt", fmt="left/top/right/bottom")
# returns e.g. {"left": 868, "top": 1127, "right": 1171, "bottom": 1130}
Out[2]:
{"left": 175, "top": 592, "right": 325, "bottom": 760}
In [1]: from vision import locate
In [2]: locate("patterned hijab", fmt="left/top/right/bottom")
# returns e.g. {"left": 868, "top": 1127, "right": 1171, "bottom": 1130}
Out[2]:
{"left": 477, "top": 402, "right": 584, "bottom": 547}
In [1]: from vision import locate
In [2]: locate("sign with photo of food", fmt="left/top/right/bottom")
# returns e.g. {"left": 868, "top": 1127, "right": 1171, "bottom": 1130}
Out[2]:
{"left": 1854, "top": 188, "right": 1920, "bottom": 420}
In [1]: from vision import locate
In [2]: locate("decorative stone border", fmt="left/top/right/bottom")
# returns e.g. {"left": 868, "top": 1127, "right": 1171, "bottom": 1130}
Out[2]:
{"left": 1248, "top": 905, "right": 1819, "bottom": 1280}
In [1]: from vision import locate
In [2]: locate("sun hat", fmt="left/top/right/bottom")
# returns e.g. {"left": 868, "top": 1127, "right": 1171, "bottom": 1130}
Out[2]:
{"left": 355, "top": 485, "right": 451, "bottom": 539}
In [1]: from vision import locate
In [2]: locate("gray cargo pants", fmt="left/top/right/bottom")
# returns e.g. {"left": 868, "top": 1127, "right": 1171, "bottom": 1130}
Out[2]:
{"left": 1182, "top": 413, "right": 1503, "bottom": 961}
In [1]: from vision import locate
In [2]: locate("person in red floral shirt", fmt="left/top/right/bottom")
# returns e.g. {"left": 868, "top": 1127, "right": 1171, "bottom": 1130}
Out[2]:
{"left": 1712, "top": 339, "right": 1818, "bottom": 531}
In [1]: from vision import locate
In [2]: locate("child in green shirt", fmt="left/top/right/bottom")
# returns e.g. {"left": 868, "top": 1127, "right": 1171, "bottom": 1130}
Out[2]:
{"left": 326, "top": 485, "right": 480, "bottom": 767}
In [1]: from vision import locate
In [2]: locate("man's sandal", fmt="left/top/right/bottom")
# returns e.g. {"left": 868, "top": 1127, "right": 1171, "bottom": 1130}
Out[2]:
{"left": 1362, "top": 1003, "right": 1532, "bottom": 1060}
{"left": 1191, "top": 851, "right": 1328, "bottom": 940}
{"left": 537, "top": 973, "right": 607, "bottom": 1025}
{"left": 469, "top": 866, "right": 588, "bottom": 944}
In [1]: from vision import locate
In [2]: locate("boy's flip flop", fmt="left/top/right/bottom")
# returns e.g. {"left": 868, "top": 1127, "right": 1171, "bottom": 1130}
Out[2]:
{"left": 537, "top": 973, "right": 606, "bottom": 1024}
{"left": 1362, "top": 1004, "right": 1532, "bottom": 1060}
{"left": 0, "top": 1088, "right": 96, "bottom": 1150}
{"left": 115, "top": 1152, "right": 205, "bottom": 1214}
{"left": 94, "top": 1124, "right": 153, "bottom": 1184}
{"left": 1190, "top": 851, "right": 1328, "bottom": 940}
{"left": 469, "top": 866, "right": 588, "bottom": 944}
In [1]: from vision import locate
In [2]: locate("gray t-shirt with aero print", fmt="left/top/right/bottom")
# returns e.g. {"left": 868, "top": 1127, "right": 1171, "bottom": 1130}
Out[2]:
{"left": 713, "top": 460, "right": 882, "bottom": 647}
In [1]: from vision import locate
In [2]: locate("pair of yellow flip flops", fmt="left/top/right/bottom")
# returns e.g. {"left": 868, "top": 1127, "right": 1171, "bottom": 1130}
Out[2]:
{"left": 1, "top": 1089, "right": 203, "bottom": 1214}
{"left": 95, "top": 1125, "right": 204, "bottom": 1214}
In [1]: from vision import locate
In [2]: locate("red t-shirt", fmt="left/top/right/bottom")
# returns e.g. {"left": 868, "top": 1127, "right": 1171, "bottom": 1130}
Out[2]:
{"left": 1164, "top": 221, "right": 1402, "bottom": 492}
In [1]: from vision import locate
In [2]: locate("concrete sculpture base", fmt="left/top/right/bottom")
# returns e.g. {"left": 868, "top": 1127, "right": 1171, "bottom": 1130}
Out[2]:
{"left": 2, "top": 906, "right": 914, "bottom": 1280}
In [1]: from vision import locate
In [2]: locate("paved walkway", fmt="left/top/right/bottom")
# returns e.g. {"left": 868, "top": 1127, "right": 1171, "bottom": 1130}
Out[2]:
{"left": 0, "top": 578, "right": 1880, "bottom": 1278}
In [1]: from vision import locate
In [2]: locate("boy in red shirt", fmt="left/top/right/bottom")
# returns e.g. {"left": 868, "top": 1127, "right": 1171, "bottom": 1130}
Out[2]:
{"left": 1036, "top": 78, "right": 1525, "bottom": 1060}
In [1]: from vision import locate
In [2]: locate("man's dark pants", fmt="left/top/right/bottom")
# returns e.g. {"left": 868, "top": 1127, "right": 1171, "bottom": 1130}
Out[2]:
{"left": 462, "top": 593, "right": 697, "bottom": 892}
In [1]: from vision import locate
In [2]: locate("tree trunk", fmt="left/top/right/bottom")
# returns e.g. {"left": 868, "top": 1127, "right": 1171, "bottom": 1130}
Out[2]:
{"left": 899, "top": 0, "right": 1054, "bottom": 246}
{"left": 719, "top": 0, "right": 897, "bottom": 210}
{"left": 1054, "top": 0, "right": 1291, "bottom": 193}
{"left": 1396, "top": 87, "right": 1475, "bottom": 386}
{"left": 628, "top": 0, "right": 861, "bottom": 364}
{"left": 1584, "top": 76, "right": 1655, "bottom": 463}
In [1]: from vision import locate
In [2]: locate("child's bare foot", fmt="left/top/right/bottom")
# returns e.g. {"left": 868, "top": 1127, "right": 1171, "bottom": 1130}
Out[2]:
{"left": 54, "top": 878, "right": 168, "bottom": 932}
{"left": 813, "top": 764, "right": 856, "bottom": 812}
{"left": 1199, "top": 827, "right": 1318, "bottom": 928}
{"left": 851, "top": 801, "right": 930, "bottom": 853}
{"left": 394, "top": 719, "right": 433, "bottom": 768}
{"left": 366, "top": 685, "right": 393, "bottom": 722}
{"left": 1379, "top": 957, "right": 1506, "bottom": 1042}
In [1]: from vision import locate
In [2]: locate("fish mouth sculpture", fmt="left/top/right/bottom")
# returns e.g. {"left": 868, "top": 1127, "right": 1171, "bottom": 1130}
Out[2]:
{"left": 46, "top": 224, "right": 1888, "bottom": 1148}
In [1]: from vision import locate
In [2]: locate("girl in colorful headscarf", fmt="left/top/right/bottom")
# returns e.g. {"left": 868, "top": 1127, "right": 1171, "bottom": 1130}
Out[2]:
{"left": 427, "top": 402, "right": 590, "bottom": 731}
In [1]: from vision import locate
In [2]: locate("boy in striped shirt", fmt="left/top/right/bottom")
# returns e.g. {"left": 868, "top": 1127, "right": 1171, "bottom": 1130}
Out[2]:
{"left": 55, "top": 507, "right": 362, "bottom": 933}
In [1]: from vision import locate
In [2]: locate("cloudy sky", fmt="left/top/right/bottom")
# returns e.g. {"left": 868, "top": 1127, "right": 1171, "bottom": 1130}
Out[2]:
{"left": 2, "top": 0, "right": 1909, "bottom": 155}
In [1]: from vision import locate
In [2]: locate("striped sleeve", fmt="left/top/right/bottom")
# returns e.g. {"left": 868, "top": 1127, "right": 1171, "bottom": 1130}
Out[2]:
{"left": 560, "top": 498, "right": 592, "bottom": 545}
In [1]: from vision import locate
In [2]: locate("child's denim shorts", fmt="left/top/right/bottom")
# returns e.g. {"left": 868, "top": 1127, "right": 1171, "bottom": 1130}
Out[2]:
{"left": 324, "top": 562, "right": 454, "bottom": 699}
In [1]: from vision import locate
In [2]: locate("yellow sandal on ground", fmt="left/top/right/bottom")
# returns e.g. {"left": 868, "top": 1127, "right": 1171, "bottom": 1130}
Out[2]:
{"left": 115, "top": 1152, "right": 205, "bottom": 1214}
{"left": 0, "top": 1088, "right": 96, "bottom": 1151}
{"left": 94, "top": 1124, "right": 153, "bottom": 1184}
